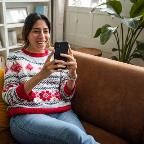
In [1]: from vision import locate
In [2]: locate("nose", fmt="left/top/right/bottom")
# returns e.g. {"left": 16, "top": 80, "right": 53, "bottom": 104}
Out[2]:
{"left": 39, "top": 31, "right": 45, "bottom": 36}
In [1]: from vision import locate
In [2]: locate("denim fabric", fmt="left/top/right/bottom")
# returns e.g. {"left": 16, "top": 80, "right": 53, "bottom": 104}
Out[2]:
{"left": 10, "top": 110, "right": 99, "bottom": 144}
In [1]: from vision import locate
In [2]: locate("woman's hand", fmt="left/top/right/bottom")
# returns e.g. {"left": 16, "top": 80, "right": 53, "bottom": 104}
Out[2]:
{"left": 60, "top": 48, "right": 77, "bottom": 91}
{"left": 60, "top": 48, "right": 77, "bottom": 77}
{"left": 24, "top": 52, "right": 67, "bottom": 94}
{"left": 39, "top": 52, "right": 66, "bottom": 79}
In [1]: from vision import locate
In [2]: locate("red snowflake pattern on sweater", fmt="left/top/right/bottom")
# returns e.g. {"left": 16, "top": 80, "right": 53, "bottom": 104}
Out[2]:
{"left": 54, "top": 91, "right": 62, "bottom": 100}
{"left": 39, "top": 91, "right": 62, "bottom": 102}
{"left": 39, "top": 91, "right": 52, "bottom": 101}
{"left": 11, "top": 63, "right": 22, "bottom": 73}
{"left": 26, "top": 63, "right": 33, "bottom": 71}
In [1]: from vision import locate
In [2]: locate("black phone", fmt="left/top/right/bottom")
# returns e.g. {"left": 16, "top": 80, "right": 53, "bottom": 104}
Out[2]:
{"left": 54, "top": 41, "right": 69, "bottom": 62}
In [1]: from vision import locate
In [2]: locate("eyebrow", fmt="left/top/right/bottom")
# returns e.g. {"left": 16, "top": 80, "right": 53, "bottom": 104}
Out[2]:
{"left": 32, "top": 28, "right": 49, "bottom": 30}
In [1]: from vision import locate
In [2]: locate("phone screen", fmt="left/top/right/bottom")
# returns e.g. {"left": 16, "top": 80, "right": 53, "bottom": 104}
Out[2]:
{"left": 54, "top": 41, "right": 69, "bottom": 61}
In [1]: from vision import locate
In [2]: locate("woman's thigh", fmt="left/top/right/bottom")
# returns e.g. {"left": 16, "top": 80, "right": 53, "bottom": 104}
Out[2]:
{"left": 56, "top": 110, "right": 85, "bottom": 132}
{"left": 10, "top": 114, "right": 67, "bottom": 144}
{"left": 10, "top": 113, "right": 97, "bottom": 144}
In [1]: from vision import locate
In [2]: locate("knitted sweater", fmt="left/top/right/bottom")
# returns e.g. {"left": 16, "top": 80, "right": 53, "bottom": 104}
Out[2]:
{"left": 2, "top": 48, "right": 75, "bottom": 117}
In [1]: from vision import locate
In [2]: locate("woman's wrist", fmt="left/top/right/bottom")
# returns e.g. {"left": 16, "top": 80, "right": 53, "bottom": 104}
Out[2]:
{"left": 68, "top": 72, "right": 77, "bottom": 81}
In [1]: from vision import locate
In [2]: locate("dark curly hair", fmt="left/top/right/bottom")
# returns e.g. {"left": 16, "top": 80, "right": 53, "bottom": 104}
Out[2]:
{"left": 22, "top": 13, "right": 51, "bottom": 48}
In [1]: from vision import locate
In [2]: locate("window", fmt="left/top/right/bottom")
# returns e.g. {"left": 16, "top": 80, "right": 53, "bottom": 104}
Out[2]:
{"left": 68, "top": 0, "right": 106, "bottom": 7}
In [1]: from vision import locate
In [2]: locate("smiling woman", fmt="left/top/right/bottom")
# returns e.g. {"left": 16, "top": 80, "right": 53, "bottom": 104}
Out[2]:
{"left": 2, "top": 13, "right": 99, "bottom": 144}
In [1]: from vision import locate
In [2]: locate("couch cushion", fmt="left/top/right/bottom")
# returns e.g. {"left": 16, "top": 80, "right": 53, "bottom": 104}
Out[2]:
{"left": 0, "top": 129, "right": 16, "bottom": 144}
{"left": 82, "top": 121, "right": 128, "bottom": 144}
{"left": 0, "top": 68, "right": 9, "bottom": 130}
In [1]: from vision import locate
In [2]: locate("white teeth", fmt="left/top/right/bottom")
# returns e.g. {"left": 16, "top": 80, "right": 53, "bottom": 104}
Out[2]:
{"left": 37, "top": 42, "right": 45, "bottom": 44}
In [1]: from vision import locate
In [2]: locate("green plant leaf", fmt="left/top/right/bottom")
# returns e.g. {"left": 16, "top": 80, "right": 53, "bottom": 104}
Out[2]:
{"left": 138, "top": 52, "right": 144, "bottom": 60}
{"left": 91, "top": 0, "right": 122, "bottom": 17}
{"left": 100, "top": 7, "right": 119, "bottom": 17}
{"left": 136, "top": 41, "right": 144, "bottom": 54}
{"left": 94, "top": 28, "right": 102, "bottom": 38}
{"left": 100, "top": 25, "right": 117, "bottom": 45}
{"left": 112, "top": 48, "right": 118, "bottom": 51}
{"left": 130, "top": 0, "right": 144, "bottom": 17}
{"left": 91, "top": 7, "right": 96, "bottom": 13}
{"left": 127, "top": 37, "right": 144, "bottom": 62}
{"left": 136, "top": 40, "right": 144, "bottom": 49}
{"left": 104, "top": 0, "right": 122, "bottom": 15}
{"left": 137, "top": 13, "right": 144, "bottom": 27}
{"left": 130, "top": 0, "right": 138, "bottom": 3}
{"left": 121, "top": 16, "right": 141, "bottom": 29}
{"left": 131, "top": 53, "right": 143, "bottom": 59}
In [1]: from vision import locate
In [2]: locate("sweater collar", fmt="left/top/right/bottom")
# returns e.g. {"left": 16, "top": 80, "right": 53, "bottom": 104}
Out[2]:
{"left": 22, "top": 48, "right": 48, "bottom": 57}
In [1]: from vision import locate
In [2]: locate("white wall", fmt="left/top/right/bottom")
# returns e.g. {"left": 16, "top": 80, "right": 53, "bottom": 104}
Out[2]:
{"left": 64, "top": 2, "right": 144, "bottom": 67}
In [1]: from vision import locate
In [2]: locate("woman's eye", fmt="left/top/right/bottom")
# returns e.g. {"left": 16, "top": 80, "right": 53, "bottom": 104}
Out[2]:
{"left": 33, "top": 31, "right": 40, "bottom": 33}
{"left": 44, "top": 31, "right": 49, "bottom": 33}
{"left": 32, "top": 30, "right": 49, "bottom": 34}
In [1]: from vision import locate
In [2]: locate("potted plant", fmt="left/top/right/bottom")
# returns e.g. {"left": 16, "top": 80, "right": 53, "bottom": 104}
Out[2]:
{"left": 91, "top": 0, "right": 144, "bottom": 63}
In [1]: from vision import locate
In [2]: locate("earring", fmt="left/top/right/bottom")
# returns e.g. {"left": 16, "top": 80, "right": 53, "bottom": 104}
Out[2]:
{"left": 24, "top": 39, "right": 29, "bottom": 48}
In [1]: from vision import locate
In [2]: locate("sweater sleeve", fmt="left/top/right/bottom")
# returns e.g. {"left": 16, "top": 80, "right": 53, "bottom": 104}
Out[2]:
{"left": 2, "top": 54, "right": 35, "bottom": 106}
{"left": 59, "top": 70, "right": 76, "bottom": 100}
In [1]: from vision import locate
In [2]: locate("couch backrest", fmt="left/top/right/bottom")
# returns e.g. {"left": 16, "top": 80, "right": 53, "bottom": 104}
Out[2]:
{"left": 72, "top": 51, "right": 144, "bottom": 144}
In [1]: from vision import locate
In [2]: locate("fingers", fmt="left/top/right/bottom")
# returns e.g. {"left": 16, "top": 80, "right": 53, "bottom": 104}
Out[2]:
{"left": 51, "top": 60, "right": 66, "bottom": 70}
{"left": 44, "top": 47, "right": 77, "bottom": 72}
{"left": 65, "top": 61, "right": 77, "bottom": 67}
{"left": 54, "top": 64, "right": 66, "bottom": 70}
{"left": 68, "top": 47, "right": 73, "bottom": 57}
{"left": 45, "top": 51, "right": 54, "bottom": 63}
{"left": 60, "top": 53, "right": 76, "bottom": 62}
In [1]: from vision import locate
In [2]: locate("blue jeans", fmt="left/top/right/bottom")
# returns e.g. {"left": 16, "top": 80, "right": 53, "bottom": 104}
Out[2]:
{"left": 10, "top": 110, "right": 99, "bottom": 144}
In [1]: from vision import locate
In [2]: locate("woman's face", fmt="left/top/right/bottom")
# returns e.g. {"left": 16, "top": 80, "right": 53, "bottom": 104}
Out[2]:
{"left": 27, "top": 19, "right": 50, "bottom": 53}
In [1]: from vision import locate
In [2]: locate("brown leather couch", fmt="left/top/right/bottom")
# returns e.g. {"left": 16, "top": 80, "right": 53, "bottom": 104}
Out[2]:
{"left": 1, "top": 50, "right": 144, "bottom": 144}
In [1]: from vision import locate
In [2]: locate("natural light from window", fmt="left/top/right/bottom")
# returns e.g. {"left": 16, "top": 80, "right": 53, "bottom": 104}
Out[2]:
{"left": 68, "top": 0, "right": 106, "bottom": 7}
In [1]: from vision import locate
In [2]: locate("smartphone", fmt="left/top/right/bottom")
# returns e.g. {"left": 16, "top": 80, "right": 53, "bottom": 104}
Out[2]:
{"left": 54, "top": 41, "right": 69, "bottom": 62}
